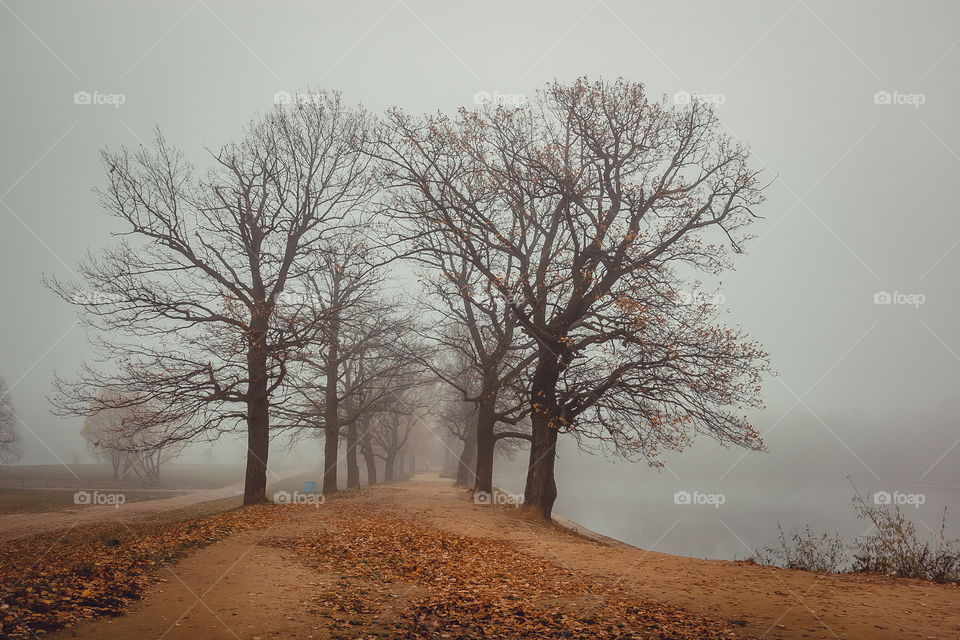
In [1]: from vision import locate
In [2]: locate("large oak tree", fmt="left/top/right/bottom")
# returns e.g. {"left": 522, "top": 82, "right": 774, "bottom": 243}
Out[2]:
{"left": 48, "top": 92, "right": 378, "bottom": 504}
{"left": 377, "top": 78, "right": 770, "bottom": 518}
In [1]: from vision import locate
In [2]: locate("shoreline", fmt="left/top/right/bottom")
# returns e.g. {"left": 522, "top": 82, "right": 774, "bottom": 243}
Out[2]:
{"left": 21, "top": 475, "right": 960, "bottom": 640}
{"left": 488, "top": 484, "right": 638, "bottom": 550}
{"left": 551, "top": 511, "right": 641, "bottom": 549}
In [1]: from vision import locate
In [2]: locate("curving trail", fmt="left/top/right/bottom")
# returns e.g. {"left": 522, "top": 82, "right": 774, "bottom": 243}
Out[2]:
{"left": 0, "top": 484, "right": 246, "bottom": 540}
{"left": 41, "top": 473, "right": 960, "bottom": 640}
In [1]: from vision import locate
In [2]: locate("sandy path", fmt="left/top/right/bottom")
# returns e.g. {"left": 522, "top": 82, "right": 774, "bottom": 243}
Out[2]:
{"left": 43, "top": 474, "right": 960, "bottom": 640}
{"left": 381, "top": 475, "right": 960, "bottom": 640}
{"left": 45, "top": 501, "right": 421, "bottom": 640}
{"left": 0, "top": 469, "right": 317, "bottom": 539}
{"left": 48, "top": 516, "right": 334, "bottom": 640}
{"left": 0, "top": 484, "right": 246, "bottom": 539}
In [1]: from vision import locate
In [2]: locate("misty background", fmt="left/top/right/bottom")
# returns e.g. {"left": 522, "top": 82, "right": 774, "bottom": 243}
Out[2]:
{"left": 1, "top": 0, "right": 958, "bottom": 559}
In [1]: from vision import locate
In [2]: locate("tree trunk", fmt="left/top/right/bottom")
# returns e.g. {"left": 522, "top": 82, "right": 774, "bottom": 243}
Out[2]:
{"left": 473, "top": 394, "right": 497, "bottom": 495}
{"left": 455, "top": 418, "right": 477, "bottom": 487}
{"left": 523, "top": 411, "right": 559, "bottom": 519}
{"left": 322, "top": 313, "right": 340, "bottom": 495}
{"left": 443, "top": 433, "right": 455, "bottom": 474}
{"left": 384, "top": 454, "right": 395, "bottom": 482}
{"left": 243, "top": 313, "right": 271, "bottom": 505}
{"left": 522, "top": 359, "right": 561, "bottom": 519}
{"left": 346, "top": 420, "right": 360, "bottom": 489}
{"left": 360, "top": 425, "right": 377, "bottom": 485}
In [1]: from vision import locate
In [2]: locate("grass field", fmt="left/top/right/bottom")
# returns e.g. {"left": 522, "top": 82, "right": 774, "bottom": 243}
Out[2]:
{"left": 0, "top": 488, "right": 188, "bottom": 515}
{"left": 0, "top": 463, "right": 245, "bottom": 491}
{"left": 0, "top": 465, "right": 315, "bottom": 516}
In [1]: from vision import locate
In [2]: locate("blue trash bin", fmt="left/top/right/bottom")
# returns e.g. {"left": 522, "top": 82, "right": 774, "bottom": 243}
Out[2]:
{"left": 302, "top": 481, "right": 317, "bottom": 493}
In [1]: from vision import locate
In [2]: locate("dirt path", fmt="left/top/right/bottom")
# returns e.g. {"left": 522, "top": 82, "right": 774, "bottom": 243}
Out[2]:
{"left": 0, "top": 469, "right": 314, "bottom": 539}
{"left": 45, "top": 474, "right": 960, "bottom": 640}
{"left": 385, "top": 475, "right": 960, "bottom": 640}
{"left": 46, "top": 517, "right": 322, "bottom": 639}
{"left": 0, "top": 484, "right": 246, "bottom": 539}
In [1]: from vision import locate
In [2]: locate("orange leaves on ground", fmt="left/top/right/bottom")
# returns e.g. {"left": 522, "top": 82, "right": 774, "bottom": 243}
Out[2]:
{"left": 263, "top": 503, "right": 748, "bottom": 639}
{"left": 0, "top": 504, "right": 281, "bottom": 638}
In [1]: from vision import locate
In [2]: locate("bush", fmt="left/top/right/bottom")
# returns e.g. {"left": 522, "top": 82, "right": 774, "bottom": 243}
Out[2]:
{"left": 751, "top": 490, "right": 960, "bottom": 584}
{"left": 851, "top": 495, "right": 960, "bottom": 583}
{"left": 751, "top": 523, "right": 847, "bottom": 573}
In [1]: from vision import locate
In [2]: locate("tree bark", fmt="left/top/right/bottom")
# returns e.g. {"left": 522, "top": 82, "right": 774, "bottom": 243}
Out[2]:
{"left": 473, "top": 394, "right": 497, "bottom": 495}
{"left": 443, "top": 434, "right": 455, "bottom": 475}
{"left": 360, "top": 424, "right": 377, "bottom": 485}
{"left": 345, "top": 419, "right": 360, "bottom": 489}
{"left": 322, "top": 311, "right": 340, "bottom": 495}
{"left": 523, "top": 411, "right": 558, "bottom": 519}
{"left": 243, "top": 312, "right": 270, "bottom": 505}
{"left": 384, "top": 454, "right": 395, "bottom": 482}
{"left": 522, "top": 358, "right": 561, "bottom": 519}
{"left": 455, "top": 418, "right": 477, "bottom": 487}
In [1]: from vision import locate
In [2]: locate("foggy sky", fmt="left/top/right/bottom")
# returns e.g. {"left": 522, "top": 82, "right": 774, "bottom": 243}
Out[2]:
{"left": 1, "top": 1, "right": 958, "bottom": 548}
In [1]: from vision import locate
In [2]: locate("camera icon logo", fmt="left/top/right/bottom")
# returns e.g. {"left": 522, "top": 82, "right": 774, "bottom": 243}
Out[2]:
{"left": 673, "top": 490, "right": 692, "bottom": 505}
{"left": 873, "top": 291, "right": 892, "bottom": 305}
{"left": 73, "top": 91, "right": 92, "bottom": 105}
{"left": 673, "top": 91, "right": 692, "bottom": 105}
{"left": 873, "top": 490, "right": 892, "bottom": 505}
{"left": 274, "top": 91, "right": 292, "bottom": 105}
{"left": 474, "top": 491, "right": 492, "bottom": 505}
{"left": 873, "top": 91, "right": 892, "bottom": 105}
{"left": 473, "top": 91, "right": 492, "bottom": 105}
{"left": 273, "top": 490, "right": 292, "bottom": 504}
{"left": 73, "top": 490, "right": 92, "bottom": 505}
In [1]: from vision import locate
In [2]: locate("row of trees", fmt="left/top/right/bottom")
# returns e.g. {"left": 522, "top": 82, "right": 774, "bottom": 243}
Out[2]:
{"left": 0, "top": 379, "right": 21, "bottom": 465}
{"left": 49, "top": 78, "right": 769, "bottom": 519}
{"left": 79, "top": 390, "right": 184, "bottom": 484}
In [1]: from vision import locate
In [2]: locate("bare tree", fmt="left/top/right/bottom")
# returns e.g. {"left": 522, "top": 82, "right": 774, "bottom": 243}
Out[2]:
{"left": 343, "top": 322, "right": 429, "bottom": 487}
{"left": 0, "top": 380, "right": 21, "bottom": 465}
{"left": 81, "top": 389, "right": 188, "bottom": 485}
{"left": 378, "top": 78, "right": 770, "bottom": 518}
{"left": 434, "top": 381, "right": 478, "bottom": 485}
{"left": 369, "top": 382, "right": 434, "bottom": 482}
{"left": 81, "top": 391, "right": 138, "bottom": 480}
{"left": 408, "top": 248, "right": 534, "bottom": 496}
{"left": 130, "top": 441, "right": 184, "bottom": 486}
{"left": 277, "top": 235, "right": 388, "bottom": 494}
{"left": 280, "top": 266, "right": 430, "bottom": 493}
{"left": 47, "top": 91, "right": 379, "bottom": 504}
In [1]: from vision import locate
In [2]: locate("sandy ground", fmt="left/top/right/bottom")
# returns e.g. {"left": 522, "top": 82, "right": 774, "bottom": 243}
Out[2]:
{"left": 44, "top": 521, "right": 349, "bottom": 640}
{"left": 46, "top": 474, "right": 960, "bottom": 640}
